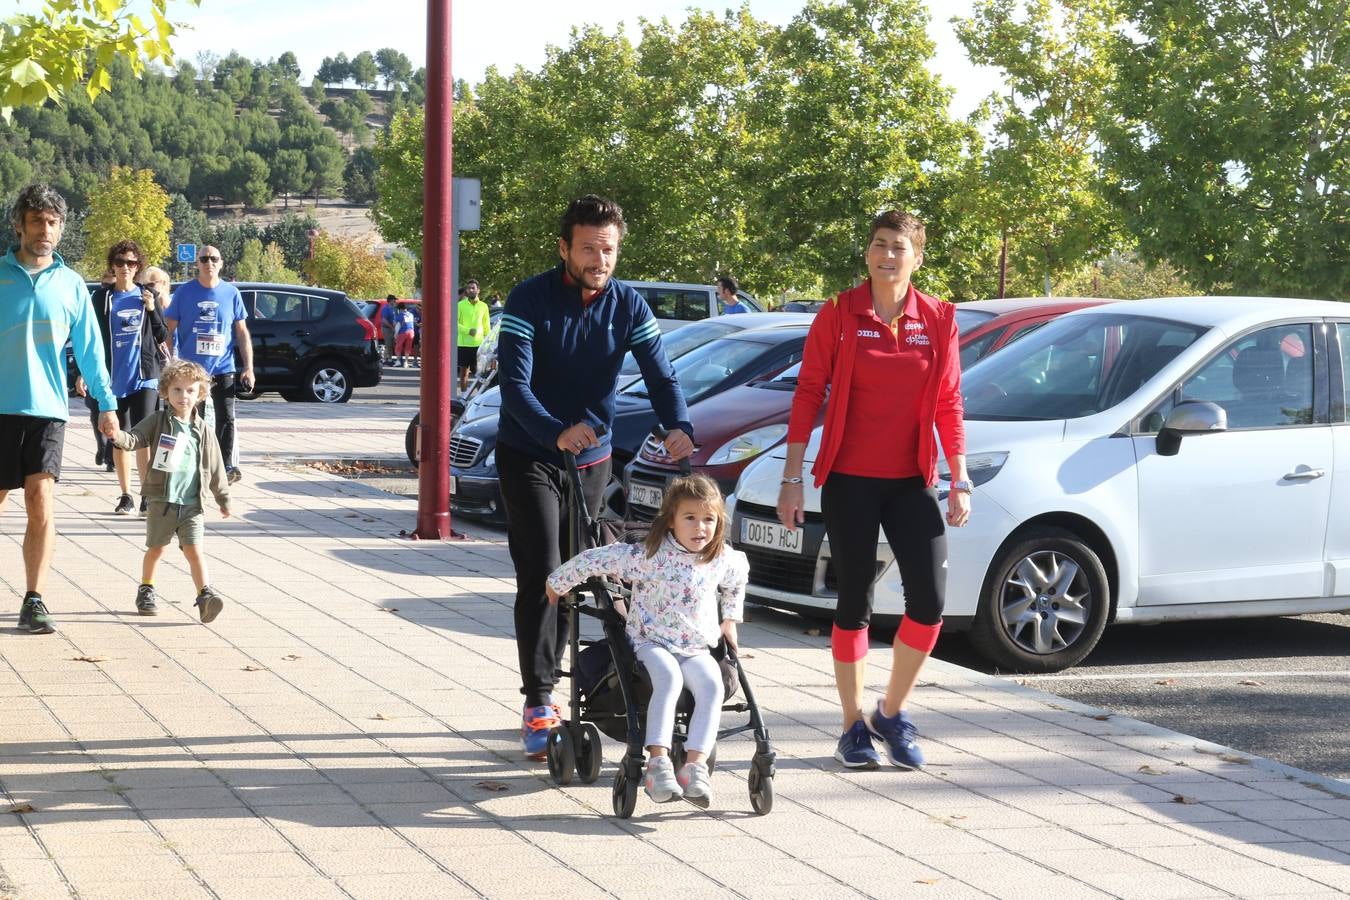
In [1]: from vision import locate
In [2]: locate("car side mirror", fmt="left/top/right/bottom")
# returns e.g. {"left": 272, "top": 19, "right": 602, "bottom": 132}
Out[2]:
{"left": 1156, "top": 400, "right": 1227, "bottom": 457}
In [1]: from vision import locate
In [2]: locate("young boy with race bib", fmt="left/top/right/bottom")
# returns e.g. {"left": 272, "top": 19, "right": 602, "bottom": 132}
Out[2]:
{"left": 111, "top": 358, "right": 232, "bottom": 621}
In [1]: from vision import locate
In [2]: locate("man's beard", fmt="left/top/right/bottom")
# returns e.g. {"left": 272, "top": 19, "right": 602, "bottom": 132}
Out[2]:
{"left": 563, "top": 256, "right": 610, "bottom": 292}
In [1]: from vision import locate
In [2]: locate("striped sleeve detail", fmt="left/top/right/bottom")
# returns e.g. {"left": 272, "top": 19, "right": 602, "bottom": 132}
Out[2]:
{"left": 628, "top": 318, "right": 661, "bottom": 347}
{"left": 498, "top": 313, "right": 534, "bottom": 341}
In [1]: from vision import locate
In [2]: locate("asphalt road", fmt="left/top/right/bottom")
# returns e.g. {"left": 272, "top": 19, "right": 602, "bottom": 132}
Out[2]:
{"left": 325, "top": 364, "right": 1350, "bottom": 783}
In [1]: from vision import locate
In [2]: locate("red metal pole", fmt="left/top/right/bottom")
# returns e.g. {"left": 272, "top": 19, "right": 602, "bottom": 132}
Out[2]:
{"left": 415, "top": 0, "right": 453, "bottom": 539}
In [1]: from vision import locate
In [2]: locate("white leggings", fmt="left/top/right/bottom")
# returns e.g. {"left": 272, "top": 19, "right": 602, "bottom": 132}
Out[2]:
{"left": 636, "top": 644, "right": 723, "bottom": 755}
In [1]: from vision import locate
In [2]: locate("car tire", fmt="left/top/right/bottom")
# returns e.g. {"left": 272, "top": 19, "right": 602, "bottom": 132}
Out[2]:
{"left": 301, "top": 360, "right": 354, "bottom": 403}
{"left": 970, "top": 526, "right": 1110, "bottom": 673}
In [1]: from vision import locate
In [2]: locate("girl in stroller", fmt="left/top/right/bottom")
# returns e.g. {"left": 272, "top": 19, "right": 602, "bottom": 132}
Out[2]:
{"left": 546, "top": 474, "right": 748, "bottom": 808}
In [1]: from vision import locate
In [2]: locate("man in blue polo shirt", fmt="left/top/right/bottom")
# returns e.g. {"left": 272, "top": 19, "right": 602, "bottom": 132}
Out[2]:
{"left": 497, "top": 194, "right": 694, "bottom": 758}
{"left": 0, "top": 183, "right": 119, "bottom": 635}
{"left": 165, "top": 245, "right": 253, "bottom": 484}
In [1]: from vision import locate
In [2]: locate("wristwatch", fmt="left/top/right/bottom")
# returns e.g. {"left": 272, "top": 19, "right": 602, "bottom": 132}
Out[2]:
{"left": 951, "top": 479, "right": 974, "bottom": 494}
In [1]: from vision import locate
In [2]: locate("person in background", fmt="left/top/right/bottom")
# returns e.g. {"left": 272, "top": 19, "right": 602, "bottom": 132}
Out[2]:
{"left": 83, "top": 267, "right": 117, "bottom": 473}
{"left": 456, "top": 279, "right": 490, "bottom": 392}
{"left": 381, "top": 294, "right": 399, "bottom": 365}
{"left": 717, "top": 276, "right": 748, "bottom": 314}
{"left": 393, "top": 301, "right": 418, "bottom": 367}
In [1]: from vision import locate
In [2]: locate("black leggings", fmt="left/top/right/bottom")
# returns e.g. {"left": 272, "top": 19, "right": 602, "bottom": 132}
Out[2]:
{"left": 209, "top": 374, "right": 236, "bottom": 467}
{"left": 821, "top": 472, "right": 947, "bottom": 630}
{"left": 115, "top": 388, "right": 159, "bottom": 431}
{"left": 497, "top": 441, "right": 610, "bottom": 707}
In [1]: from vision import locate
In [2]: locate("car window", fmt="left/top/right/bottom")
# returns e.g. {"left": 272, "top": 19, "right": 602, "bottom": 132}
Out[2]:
{"left": 1339, "top": 324, "right": 1350, "bottom": 420}
{"left": 639, "top": 287, "right": 709, "bottom": 321}
{"left": 959, "top": 329, "right": 1000, "bottom": 369}
{"left": 307, "top": 297, "right": 330, "bottom": 320}
{"left": 621, "top": 337, "right": 771, "bottom": 404}
{"left": 955, "top": 308, "right": 997, "bottom": 335}
{"left": 617, "top": 318, "right": 739, "bottom": 377}
{"left": 1173, "top": 324, "right": 1314, "bottom": 429}
{"left": 963, "top": 313, "right": 1205, "bottom": 421}
{"left": 254, "top": 291, "right": 308, "bottom": 322}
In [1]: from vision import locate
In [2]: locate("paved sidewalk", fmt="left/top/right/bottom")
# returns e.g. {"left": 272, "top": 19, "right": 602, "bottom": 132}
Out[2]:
{"left": 1, "top": 402, "right": 1349, "bottom": 899}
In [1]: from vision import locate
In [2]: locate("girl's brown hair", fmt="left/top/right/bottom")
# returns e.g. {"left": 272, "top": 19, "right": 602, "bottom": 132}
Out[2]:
{"left": 158, "top": 357, "right": 211, "bottom": 401}
{"left": 644, "top": 474, "right": 727, "bottom": 564}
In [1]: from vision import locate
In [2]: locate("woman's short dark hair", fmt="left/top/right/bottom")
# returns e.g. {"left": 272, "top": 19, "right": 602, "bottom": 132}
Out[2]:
{"left": 106, "top": 239, "right": 144, "bottom": 271}
{"left": 10, "top": 183, "right": 67, "bottom": 231}
{"left": 717, "top": 275, "right": 739, "bottom": 295}
{"left": 560, "top": 194, "right": 627, "bottom": 245}
{"left": 868, "top": 210, "right": 926, "bottom": 255}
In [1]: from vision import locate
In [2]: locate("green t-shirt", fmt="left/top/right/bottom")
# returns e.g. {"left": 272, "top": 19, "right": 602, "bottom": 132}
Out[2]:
{"left": 162, "top": 417, "right": 201, "bottom": 505}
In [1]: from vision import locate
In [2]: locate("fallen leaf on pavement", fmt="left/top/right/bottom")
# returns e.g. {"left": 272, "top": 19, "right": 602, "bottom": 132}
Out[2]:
{"left": 1137, "top": 765, "right": 1167, "bottom": 776}
{"left": 372, "top": 713, "right": 390, "bottom": 720}
{"left": 241, "top": 665, "right": 266, "bottom": 672}
{"left": 1155, "top": 679, "right": 1176, "bottom": 685}
{"left": 1238, "top": 679, "right": 1265, "bottom": 686}
{"left": 475, "top": 780, "right": 509, "bottom": 792}
{"left": 71, "top": 656, "right": 107, "bottom": 663}
{"left": 1172, "top": 795, "right": 1198, "bottom": 805}
{"left": 1219, "top": 753, "right": 1251, "bottom": 764}
{"left": 1092, "top": 714, "right": 1112, "bottom": 721}
{"left": 282, "top": 655, "right": 301, "bottom": 661}
{"left": 380, "top": 608, "right": 399, "bottom": 613}
{"left": 5, "top": 803, "right": 35, "bottom": 814}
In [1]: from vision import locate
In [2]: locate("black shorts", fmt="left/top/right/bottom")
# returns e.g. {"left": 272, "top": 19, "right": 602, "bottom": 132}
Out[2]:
{"left": 457, "top": 346, "right": 479, "bottom": 372}
{"left": 0, "top": 415, "right": 65, "bottom": 491}
{"left": 116, "top": 388, "right": 159, "bottom": 432}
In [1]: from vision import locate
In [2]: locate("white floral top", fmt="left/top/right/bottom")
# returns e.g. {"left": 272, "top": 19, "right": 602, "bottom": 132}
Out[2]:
{"left": 547, "top": 535, "right": 749, "bottom": 655}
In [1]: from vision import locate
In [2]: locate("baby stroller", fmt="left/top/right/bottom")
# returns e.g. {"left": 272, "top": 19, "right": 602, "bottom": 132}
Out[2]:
{"left": 544, "top": 432, "right": 776, "bottom": 817}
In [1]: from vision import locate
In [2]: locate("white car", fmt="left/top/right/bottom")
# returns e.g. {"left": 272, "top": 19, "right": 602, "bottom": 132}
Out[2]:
{"left": 731, "top": 297, "right": 1350, "bottom": 672}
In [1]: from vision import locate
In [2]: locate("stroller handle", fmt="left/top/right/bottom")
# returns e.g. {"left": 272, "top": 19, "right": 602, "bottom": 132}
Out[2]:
{"left": 649, "top": 426, "right": 693, "bottom": 476}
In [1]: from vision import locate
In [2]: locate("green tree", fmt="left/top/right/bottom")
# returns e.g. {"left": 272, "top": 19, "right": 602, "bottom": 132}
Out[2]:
{"left": 1104, "top": 0, "right": 1349, "bottom": 298}
{"left": 375, "top": 48, "right": 412, "bottom": 90}
{"left": 317, "top": 52, "right": 350, "bottom": 87}
{"left": 261, "top": 210, "right": 320, "bottom": 270}
{"left": 236, "top": 237, "right": 300, "bottom": 282}
{"left": 1054, "top": 251, "right": 1202, "bottom": 299}
{"left": 955, "top": 0, "right": 1125, "bottom": 297}
{"left": 82, "top": 166, "right": 173, "bottom": 275}
{"left": 0, "top": 0, "right": 200, "bottom": 118}
{"left": 228, "top": 151, "right": 272, "bottom": 208}
{"left": 343, "top": 146, "right": 377, "bottom": 204}
{"left": 371, "top": 105, "right": 425, "bottom": 253}
{"left": 276, "top": 51, "right": 301, "bottom": 82}
{"left": 306, "top": 144, "right": 345, "bottom": 200}
{"left": 304, "top": 232, "right": 394, "bottom": 297}
{"left": 270, "top": 148, "right": 308, "bottom": 207}
{"left": 350, "top": 51, "right": 378, "bottom": 90}
{"left": 386, "top": 247, "right": 417, "bottom": 296}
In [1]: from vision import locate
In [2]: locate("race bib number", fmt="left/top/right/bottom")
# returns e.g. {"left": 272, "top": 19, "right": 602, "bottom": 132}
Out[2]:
{"left": 152, "top": 434, "right": 185, "bottom": 472}
{"left": 196, "top": 333, "right": 225, "bottom": 357}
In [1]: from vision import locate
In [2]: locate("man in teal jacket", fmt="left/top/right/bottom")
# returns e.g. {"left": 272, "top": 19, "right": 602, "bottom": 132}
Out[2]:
{"left": 0, "top": 184, "right": 118, "bottom": 635}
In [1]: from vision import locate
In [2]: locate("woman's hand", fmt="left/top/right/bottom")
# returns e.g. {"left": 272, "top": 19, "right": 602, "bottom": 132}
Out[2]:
{"left": 142, "top": 287, "right": 156, "bottom": 310}
{"left": 946, "top": 489, "right": 971, "bottom": 528}
{"left": 74, "top": 375, "right": 87, "bottom": 398}
{"left": 720, "top": 619, "right": 739, "bottom": 653}
{"left": 776, "top": 482, "right": 804, "bottom": 529}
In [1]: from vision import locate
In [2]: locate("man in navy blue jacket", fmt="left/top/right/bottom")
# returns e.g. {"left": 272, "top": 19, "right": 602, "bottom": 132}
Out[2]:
{"left": 497, "top": 194, "right": 694, "bottom": 758}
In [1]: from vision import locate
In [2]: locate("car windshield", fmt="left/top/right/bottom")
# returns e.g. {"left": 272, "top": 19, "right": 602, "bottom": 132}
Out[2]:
{"left": 619, "top": 318, "right": 738, "bottom": 378}
{"left": 956, "top": 307, "right": 997, "bottom": 335}
{"left": 622, "top": 336, "right": 771, "bottom": 404}
{"left": 962, "top": 312, "right": 1206, "bottom": 421}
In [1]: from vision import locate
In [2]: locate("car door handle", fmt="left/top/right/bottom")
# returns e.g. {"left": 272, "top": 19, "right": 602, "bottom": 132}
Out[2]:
{"left": 1283, "top": 467, "right": 1326, "bottom": 480}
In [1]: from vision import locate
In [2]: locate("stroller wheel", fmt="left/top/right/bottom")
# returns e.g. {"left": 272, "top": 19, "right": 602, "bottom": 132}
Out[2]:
{"left": 748, "top": 764, "right": 774, "bottom": 815}
{"left": 575, "top": 723, "right": 603, "bottom": 784}
{"left": 546, "top": 725, "right": 576, "bottom": 785}
{"left": 611, "top": 757, "right": 640, "bottom": 818}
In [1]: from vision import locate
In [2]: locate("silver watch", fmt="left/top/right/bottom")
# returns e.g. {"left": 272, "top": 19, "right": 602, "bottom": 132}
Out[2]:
{"left": 951, "top": 479, "right": 973, "bottom": 494}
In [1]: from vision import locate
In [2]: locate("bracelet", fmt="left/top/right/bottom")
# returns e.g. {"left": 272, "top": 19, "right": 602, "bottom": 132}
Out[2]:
{"left": 780, "top": 477, "right": 803, "bottom": 485}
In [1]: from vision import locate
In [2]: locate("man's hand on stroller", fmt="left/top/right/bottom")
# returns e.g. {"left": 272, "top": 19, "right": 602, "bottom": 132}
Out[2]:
{"left": 556, "top": 422, "right": 600, "bottom": 455}
{"left": 661, "top": 428, "right": 694, "bottom": 460}
{"left": 720, "top": 618, "right": 739, "bottom": 653}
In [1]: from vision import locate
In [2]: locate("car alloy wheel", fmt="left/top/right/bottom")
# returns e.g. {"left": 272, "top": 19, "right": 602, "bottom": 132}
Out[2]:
{"left": 305, "top": 362, "right": 353, "bottom": 403}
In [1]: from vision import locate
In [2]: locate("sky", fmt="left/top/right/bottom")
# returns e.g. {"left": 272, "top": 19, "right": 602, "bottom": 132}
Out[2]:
{"left": 141, "top": 0, "right": 999, "bottom": 118}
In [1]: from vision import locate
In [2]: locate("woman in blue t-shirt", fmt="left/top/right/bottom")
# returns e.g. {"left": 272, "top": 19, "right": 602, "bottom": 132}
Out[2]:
{"left": 81, "top": 240, "right": 169, "bottom": 516}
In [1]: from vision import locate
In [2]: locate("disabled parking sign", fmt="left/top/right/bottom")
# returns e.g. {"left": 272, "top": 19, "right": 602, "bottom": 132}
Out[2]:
{"left": 176, "top": 243, "right": 197, "bottom": 264}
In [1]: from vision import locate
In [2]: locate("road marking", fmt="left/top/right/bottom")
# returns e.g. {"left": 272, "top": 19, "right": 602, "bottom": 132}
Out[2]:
{"left": 1011, "top": 670, "right": 1350, "bottom": 681}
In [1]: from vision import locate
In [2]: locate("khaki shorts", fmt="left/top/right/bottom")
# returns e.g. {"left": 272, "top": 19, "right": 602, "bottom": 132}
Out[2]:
{"left": 145, "top": 500, "right": 205, "bottom": 548}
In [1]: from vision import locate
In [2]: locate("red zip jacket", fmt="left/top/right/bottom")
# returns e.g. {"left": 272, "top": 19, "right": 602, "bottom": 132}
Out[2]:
{"left": 786, "top": 281, "right": 965, "bottom": 488}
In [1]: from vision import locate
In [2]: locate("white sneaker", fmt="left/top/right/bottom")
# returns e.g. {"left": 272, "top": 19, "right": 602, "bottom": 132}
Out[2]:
{"left": 678, "top": 761, "right": 712, "bottom": 809}
{"left": 644, "top": 755, "right": 683, "bottom": 803}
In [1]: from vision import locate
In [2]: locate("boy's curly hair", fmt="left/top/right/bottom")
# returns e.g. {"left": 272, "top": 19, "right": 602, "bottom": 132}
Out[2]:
{"left": 158, "top": 357, "right": 211, "bottom": 400}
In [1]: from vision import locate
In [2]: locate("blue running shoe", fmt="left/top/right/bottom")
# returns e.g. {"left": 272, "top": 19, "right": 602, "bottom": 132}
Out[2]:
{"left": 521, "top": 702, "right": 561, "bottom": 760}
{"left": 865, "top": 699, "right": 924, "bottom": 769}
{"left": 834, "top": 719, "right": 881, "bottom": 769}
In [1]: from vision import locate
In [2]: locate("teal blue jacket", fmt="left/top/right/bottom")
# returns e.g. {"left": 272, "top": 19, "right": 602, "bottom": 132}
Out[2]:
{"left": 0, "top": 249, "right": 115, "bottom": 419}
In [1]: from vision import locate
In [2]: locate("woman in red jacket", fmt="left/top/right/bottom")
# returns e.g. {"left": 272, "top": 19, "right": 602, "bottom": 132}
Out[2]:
{"left": 778, "top": 210, "right": 970, "bottom": 771}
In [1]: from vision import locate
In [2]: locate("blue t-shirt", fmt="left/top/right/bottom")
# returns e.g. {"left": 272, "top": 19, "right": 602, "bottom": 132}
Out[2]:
{"left": 722, "top": 302, "right": 748, "bottom": 314}
{"left": 166, "top": 280, "right": 247, "bottom": 375}
{"left": 109, "top": 289, "right": 156, "bottom": 397}
{"left": 396, "top": 309, "right": 417, "bottom": 335}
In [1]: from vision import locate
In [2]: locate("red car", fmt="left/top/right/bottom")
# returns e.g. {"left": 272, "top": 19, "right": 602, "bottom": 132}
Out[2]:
{"left": 622, "top": 297, "right": 1112, "bottom": 519}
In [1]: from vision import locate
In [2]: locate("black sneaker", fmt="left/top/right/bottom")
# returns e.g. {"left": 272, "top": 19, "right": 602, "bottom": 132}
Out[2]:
{"left": 18, "top": 596, "right": 55, "bottom": 635}
{"left": 135, "top": 584, "right": 160, "bottom": 616}
{"left": 139, "top": 496, "right": 148, "bottom": 516}
{"left": 194, "top": 586, "right": 224, "bottom": 623}
{"left": 114, "top": 494, "right": 134, "bottom": 515}
{"left": 226, "top": 468, "right": 242, "bottom": 485}
{"left": 95, "top": 444, "right": 106, "bottom": 467}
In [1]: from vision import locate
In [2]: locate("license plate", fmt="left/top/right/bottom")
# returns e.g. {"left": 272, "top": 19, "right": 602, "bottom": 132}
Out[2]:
{"left": 628, "top": 482, "right": 665, "bottom": 510}
{"left": 740, "top": 517, "right": 803, "bottom": 554}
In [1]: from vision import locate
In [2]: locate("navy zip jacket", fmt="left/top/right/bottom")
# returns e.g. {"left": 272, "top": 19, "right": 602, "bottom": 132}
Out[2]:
{"left": 497, "top": 265, "right": 693, "bottom": 466}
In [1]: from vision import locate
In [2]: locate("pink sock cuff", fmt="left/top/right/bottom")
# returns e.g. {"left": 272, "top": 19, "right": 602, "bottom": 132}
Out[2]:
{"left": 831, "top": 624, "right": 870, "bottom": 662}
{"left": 897, "top": 616, "right": 942, "bottom": 653}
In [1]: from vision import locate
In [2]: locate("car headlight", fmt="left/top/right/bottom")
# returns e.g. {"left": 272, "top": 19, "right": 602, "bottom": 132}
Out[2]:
{"left": 938, "top": 451, "right": 1009, "bottom": 487}
{"left": 707, "top": 425, "right": 789, "bottom": 466}
{"left": 482, "top": 449, "right": 495, "bottom": 469}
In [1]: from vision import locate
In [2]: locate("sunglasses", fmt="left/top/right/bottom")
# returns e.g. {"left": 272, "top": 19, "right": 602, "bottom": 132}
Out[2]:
{"left": 199, "top": 255, "right": 222, "bottom": 263}
{"left": 112, "top": 258, "right": 139, "bottom": 267}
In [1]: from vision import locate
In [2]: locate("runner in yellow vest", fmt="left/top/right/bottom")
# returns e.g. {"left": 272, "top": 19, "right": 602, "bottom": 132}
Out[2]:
{"left": 456, "top": 279, "right": 490, "bottom": 392}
